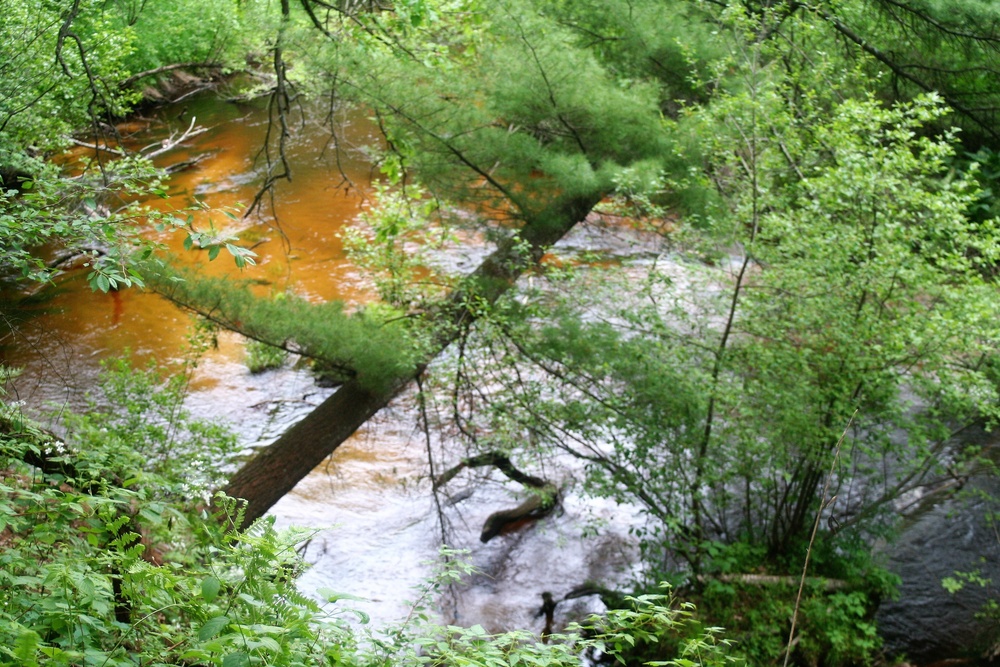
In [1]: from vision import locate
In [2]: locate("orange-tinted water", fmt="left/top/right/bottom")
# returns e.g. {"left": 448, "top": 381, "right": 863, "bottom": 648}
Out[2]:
{"left": 1, "top": 93, "right": 379, "bottom": 403}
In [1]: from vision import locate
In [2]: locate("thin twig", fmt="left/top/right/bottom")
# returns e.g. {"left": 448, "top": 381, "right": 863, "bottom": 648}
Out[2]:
{"left": 417, "top": 373, "right": 450, "bottom": 546}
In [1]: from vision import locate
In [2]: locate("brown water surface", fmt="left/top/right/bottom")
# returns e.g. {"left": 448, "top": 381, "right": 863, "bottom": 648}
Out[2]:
{"left": 2, "top": 93, "right": 379, "bottom": 405}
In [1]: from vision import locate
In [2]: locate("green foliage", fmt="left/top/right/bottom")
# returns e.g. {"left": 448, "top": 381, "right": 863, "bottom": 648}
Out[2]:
{"left": 381, "top": 578, "right": 737, "bottom": 667}
{"left": 240, "top": 292, "right": 292, "bottom": 374}
{"left": 149, "top": 266, "right": 429, "bottom": 392}
{"left": 6, "top": 0, "right": 1000, "bottom": 664}
{"left": 0, "top": 0, "right": 167, "bottom": 289}
{"left": 697, "top": 579, "right": 882, "bottom": 666}
{"left": 320, "top": 0, "right": 691, "bottom": 223}
{"left": 114, "top": 0, "right": 267, "bottom": 76}
{"left": 831, "top": 0, "right": 1000, "bottom": 142}
{"left": 181, "top": 210, "right": 259, "bottom": 270}
{"left": 0, "top": 363, "right": 737, "bottom": 666}
{"left": 688, "top": 539, "right": 897, "bottom": 665}
{"left": 245, "top": 337, "right": 289, "bottom": 374}
{"left": 0, "top": 155, "right": 169, "bottom": 287}
{"left": 64, "top": 357, "right": 241, "bottom": 494}
{"left": 0, "top": 365, "right": 350, "bottom": 667}
{"left": 0, "top": 362, "right": 349, "bottom": 666}
{"left": 0, "top": 0, "right": 138, "bottom": 153}
{"left": 451, "top": 6, "right": 1000, "bottom": 554}
{"left": 0, "top": 0, "right": 267, "bottom": 293}
{"left": 396, "top": 6, "right": 1000, "bottom": 663}
{"left": 955, "top": 146, "right": 1000, "bottom": 226}
{"left": 342, "top": 183, "right": 457, "bottom": 310}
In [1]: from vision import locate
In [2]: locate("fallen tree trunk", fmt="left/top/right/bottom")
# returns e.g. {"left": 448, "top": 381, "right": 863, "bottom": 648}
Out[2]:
{"left": 216, "top": 194, "right": 601, "bottom": 524}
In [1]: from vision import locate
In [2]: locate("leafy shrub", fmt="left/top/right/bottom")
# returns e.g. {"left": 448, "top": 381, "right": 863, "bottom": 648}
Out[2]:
{"left": 0, "top": 362, "right": 737, "bottom": 667}
{"left": 245, "top": 337, "right": 289, "bottom": 373}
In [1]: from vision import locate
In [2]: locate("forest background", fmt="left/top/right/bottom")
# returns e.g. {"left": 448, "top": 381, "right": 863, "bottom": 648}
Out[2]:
{"left": 2, "top": 0, "right": 1000, "bottom": 665}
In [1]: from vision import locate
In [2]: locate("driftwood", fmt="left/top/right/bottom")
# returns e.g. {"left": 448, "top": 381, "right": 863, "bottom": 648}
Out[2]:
{"left": 165, "top": 153, "right": 209, "bottom": 174}
{"left": 480, "top": 491, "right": 557, "bottom": 543}
{"left": 69, "top": 138, "right": 126, "bottom": 157}
{"left": 45, "top": 243, "right": 110, "bottom": 270}
{"left": 119, "top": 62, "right": 222, "bottom": 90}
{"left": 433, "top": 451, "right": 559, "bottom": 543}
{"left": 141, "top": 116, "right": 207, "bottom": 159}
{"left": 67, "top": 116, "right": 206, "bottom": 162}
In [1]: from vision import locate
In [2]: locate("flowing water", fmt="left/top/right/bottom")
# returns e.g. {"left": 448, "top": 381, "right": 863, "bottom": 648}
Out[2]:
{"left": 0, "top": 89, "right": 643, "bottom": 637}
{"left": 4, "top": 88, "right": 997, "bottom": 660}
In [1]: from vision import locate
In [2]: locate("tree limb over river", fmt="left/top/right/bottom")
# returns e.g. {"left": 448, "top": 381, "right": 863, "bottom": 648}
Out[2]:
{"left": 154, "top": 193, "right": 601, "bottom": 525}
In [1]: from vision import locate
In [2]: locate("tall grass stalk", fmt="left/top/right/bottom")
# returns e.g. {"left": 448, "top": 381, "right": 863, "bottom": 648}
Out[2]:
{"left": 782, "top": 410, "right": 857, "bottom": 667}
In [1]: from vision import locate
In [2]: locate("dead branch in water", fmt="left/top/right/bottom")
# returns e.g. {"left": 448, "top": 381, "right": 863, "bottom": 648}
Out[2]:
{"left": 432, "top": 450, "right": 559, "bottom": 543}
{"left": 141, "top": 116, "right": 207, "bottom": 159}
{"left": 68, "top": 138, "right": 126, "bottom": 157}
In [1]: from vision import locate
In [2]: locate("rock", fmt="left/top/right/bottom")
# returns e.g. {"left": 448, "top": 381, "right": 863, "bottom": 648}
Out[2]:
{"left": 877, "top": 475, "right": 1000, "bottom": 663}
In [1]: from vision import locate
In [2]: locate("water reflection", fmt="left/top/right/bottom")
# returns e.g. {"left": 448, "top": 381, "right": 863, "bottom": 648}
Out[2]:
{"left": 1, "top": 92, "right": 378, "bottom": 406}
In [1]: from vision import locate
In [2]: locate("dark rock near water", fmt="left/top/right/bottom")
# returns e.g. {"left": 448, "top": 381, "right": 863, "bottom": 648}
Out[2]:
{"left": 878, "top": 475, "right": 1000, "bottom": 664}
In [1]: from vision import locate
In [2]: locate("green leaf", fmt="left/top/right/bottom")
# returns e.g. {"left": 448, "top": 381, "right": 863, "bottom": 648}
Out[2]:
{"left": 222, "top": 651, "right": 250, "bottom": 667}
{"left": 198, "top": 615, "right": 230, "bottom": 640}
{"left": 180, "top": 649, "right": 211, "bottom": 661}
{"left": 318, "top": 588, "right": 365, "bottom": 604}
{"left": 942, "top": 577, "right": 964, "bottom": 594}
{"left": 201, "top": 576, "right": 221, "bottom": 603}
{"left": 73, "top": 574, "right": 96, "bottom": 597}
{"left": 248, "top": 624, "right": 288, "bottom": 635}
{"left": 13, "top": 629, "right": 40, "bottom": 666}
{"left": 256, "top": 637, "right": 281, "bottom": 653}
{"left": 207, "top": 244, "right": 221, "bottom": 261}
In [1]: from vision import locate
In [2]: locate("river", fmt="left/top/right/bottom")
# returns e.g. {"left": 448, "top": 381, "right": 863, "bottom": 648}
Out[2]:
{"left": 3, "top": 88, "right": 997, "bottom": 663}
{"left": 0, "top": 89, "right": 643, "bottom": 637}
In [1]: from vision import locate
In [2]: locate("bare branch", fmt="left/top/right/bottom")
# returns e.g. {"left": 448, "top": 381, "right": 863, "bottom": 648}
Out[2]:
{"left": 119, "top": 62, "right": 222, "bottom": 89}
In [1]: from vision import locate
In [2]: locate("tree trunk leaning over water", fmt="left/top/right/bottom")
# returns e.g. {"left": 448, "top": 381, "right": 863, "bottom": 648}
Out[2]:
{"left": 221, "top": 194, "right": 601, "bottom": 525}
